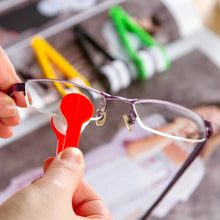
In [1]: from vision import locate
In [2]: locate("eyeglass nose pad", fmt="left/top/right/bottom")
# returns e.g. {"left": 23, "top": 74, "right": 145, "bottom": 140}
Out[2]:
{"left": 95, "top": 108, "right": 106, "bottom": 126}
{"left": 123, "top": 114, "right": 132, "bottom": 132}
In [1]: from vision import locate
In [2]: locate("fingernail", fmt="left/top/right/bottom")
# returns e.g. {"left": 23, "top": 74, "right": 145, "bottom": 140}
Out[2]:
{"left": 60, "top": 147, "right": 84, "bottom": 164}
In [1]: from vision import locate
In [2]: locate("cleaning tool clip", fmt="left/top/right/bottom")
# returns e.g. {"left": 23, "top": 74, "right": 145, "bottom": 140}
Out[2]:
{"left": 31, "top": 36, "right": 91, "bottom": 97}
{"left": 109, "top": 6, "right": 170, "bottom": 80}
{"left": 51, "top": 93, "right": 94, "bottom": 154}
{"left": 74, "top": 25, "right": 132, "bottom": 93}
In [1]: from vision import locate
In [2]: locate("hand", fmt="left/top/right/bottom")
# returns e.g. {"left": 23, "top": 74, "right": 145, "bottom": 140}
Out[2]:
{"left": 0, "top": 147, "right": 112, "bottom": 220}
{"left": 0, "top": 47, "right": 26, "bottom": 138}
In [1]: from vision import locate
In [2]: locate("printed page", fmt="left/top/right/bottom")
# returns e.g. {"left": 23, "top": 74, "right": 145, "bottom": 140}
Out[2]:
{"left": 83, "top": 114, "right": 205, "bottom": 219}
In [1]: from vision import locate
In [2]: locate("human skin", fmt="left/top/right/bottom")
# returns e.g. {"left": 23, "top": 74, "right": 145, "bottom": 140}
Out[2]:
{"left": 0, "top": 147, "right": 113, "bottom": 220}
{"left": 0, "top": 47, "right": 112, "bottom": 220}
{"left": 0, "top": 46, "right": 26, "bottom": 138}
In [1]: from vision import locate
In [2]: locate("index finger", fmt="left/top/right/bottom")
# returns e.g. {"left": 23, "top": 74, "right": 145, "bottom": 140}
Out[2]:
{"left": 72, "top": 180, "right": 113, "bottom": 219}
{"left": 0, "top": 47, "right": 26, "bottom": 107}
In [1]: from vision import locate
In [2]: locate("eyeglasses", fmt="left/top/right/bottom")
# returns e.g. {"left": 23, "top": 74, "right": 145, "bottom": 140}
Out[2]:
{"left": 7, "top": 78, "right": 212, "bottom": 219}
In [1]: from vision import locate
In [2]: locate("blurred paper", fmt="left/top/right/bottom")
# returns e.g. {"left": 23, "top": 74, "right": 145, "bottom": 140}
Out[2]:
{"left": 0, "top": 167, "right": 43, "bottom": 205}
{"left": 84, "top": 114, "right": 205, "bottom": 219}
{"left": 0, "top": 113, "right": 205, "bottom": 219}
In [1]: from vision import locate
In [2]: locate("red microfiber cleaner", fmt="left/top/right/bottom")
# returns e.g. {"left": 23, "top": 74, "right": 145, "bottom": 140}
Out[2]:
{"left": 51, "top": 93, "right": 94, "bottom": 154}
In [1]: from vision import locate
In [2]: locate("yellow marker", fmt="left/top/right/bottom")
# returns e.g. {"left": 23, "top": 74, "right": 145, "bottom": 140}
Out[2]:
{"left": 31, "top": 36, "right": 90, "bottom": 96}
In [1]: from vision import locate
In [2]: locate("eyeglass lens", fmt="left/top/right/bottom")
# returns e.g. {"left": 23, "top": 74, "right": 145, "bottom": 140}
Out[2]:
{"left": 25, "top": 79, "right": 206, "bottom": 143}
{"left": 134, "top": 101, "right": 206, "bottom": 142}
{"left": 25, "top": 80, "right": 106, "bottom": 120}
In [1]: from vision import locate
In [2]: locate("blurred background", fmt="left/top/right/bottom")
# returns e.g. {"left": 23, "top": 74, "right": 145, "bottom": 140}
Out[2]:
{"left": 1, "top": 0, "right": 220, "bottom": 219}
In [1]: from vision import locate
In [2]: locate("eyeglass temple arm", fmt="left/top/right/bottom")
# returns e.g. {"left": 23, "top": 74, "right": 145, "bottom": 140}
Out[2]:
{"left": 140, "top": 120, "right": 213, "bottom": 220}
{"left": 204, "top": 120, "right": 213, "bottom": 138}
{"left": 6, "top": 83, "right": 25, "bottom": 97}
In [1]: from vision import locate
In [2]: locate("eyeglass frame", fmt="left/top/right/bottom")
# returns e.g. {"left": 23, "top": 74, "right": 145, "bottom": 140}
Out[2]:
{"left": 7, "top": 78, "right": 213, "bottom": 219}
{"left": 8, "top": 79, "right": 207, "bottom": 143}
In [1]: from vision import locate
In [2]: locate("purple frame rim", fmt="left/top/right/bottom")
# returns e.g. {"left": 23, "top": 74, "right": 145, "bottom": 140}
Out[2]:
{"left": 7, "top": 78, "right": 206, "bottom": 118}
{"left": 7, "top": 79, "right": 207, "bottom": 143}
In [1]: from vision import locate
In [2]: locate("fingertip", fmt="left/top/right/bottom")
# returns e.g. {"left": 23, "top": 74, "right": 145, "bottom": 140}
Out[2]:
{"left": 73, "top": 180, "right": 113, "bottom": 219}
{"left": 13, "top": 93, "right": 27, "bottom": 108}
{"left": 0, "top": 122, "right": 13, "bottom": 138}
{"left": 0, "top": 93, "right": 17, "bottom": 117}
{"left": 40, "top": 148, "right": 85, "bottom": 196}
{"left": 1, "top": 110, "right": 20, "bottom": 127}
{"left": 58, "top": 147, "right": 84, "bottom": 165}
{"left": 6, "top": 128, "right": 14, "bottom": 138}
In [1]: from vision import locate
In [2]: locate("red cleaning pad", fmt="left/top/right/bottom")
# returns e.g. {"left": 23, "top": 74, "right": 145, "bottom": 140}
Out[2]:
{"left": 51, "top": 93, "right": 94, "bottom": 154}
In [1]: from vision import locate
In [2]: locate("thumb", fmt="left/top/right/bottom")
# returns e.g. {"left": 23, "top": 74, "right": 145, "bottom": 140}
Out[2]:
{"left": 33, "top": 147, "right": 85, "bottom": 200}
